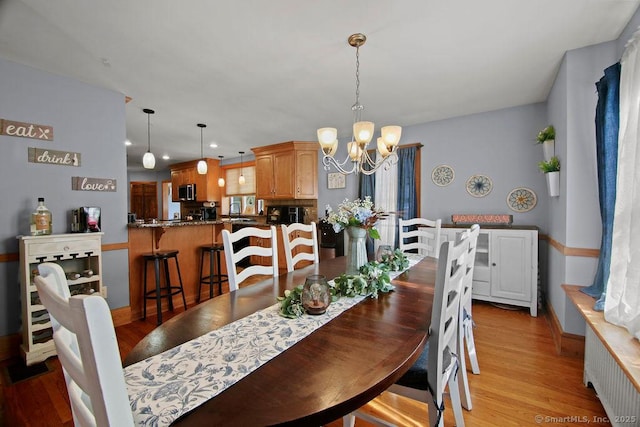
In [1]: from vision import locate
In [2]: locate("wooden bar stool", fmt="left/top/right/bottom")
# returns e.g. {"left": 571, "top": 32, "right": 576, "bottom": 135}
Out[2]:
{"left": 197, "top": 243, "right": 228, "bottom": 302}
{"left": 142, "top": 250, "right": 187, "bottom": 325}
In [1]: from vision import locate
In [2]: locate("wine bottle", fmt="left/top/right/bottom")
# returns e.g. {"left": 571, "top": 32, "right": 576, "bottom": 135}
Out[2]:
{"left": 30, "top": 197, "right": 52, "bottom": 236}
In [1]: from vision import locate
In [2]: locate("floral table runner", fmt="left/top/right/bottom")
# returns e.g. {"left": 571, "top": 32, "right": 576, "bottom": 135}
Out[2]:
{"left": 124, "top": 255, "right": 423, "bottom": 426}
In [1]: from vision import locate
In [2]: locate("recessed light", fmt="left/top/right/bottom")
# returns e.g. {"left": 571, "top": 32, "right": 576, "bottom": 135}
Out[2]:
{"left": 209, "top": 142, "right": 218, "bottom": 148}
{"left": 125, "top": 139, "right": 132, "bottom": 146}
{"left": 162, "top": 155, "right": 170, "bottom": 160}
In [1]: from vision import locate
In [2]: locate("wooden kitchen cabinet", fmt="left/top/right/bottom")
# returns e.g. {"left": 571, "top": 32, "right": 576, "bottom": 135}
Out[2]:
{"left": 252, "top": 141, "right": 318, "bottom": 200}
{"left": 170, "top": 158, "right": 222, "bottom": 202}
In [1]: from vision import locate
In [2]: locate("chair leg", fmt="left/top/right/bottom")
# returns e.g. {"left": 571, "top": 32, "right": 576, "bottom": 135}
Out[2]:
{"left": 173, "top": 254, "right": 187, "bottom": 311}
{"left": 449, "top": 369, "right": 466, "bottom": 427}
{"left": 197, "top": 249, "right": 205, "bottom": 303}
{"left": 427, "top": 394, "right": 441, "bottom": 427}
{"left": 209, "top": 249, "right": 214, "bottom": 299}
{"left": 342, "top": 414, "right": 355, "bottom": 427}
{"left": 465, "top": 319, "right": 480, "bottom": 374}
{"left": 143, "top": 259, "right": 148, "bottom": 320}
{"left": 154, "top": 259, "right": 162, "bottom": 325}
{"left": 162, "top": 257, "right": 174, "bottom": 311}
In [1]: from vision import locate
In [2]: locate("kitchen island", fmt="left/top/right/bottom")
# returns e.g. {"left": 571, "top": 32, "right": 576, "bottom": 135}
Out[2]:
{"left": 127, "top": 220, "right": 263, "bottom": 321}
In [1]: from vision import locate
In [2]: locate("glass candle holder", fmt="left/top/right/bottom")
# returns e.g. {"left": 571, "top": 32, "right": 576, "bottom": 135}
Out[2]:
{"left": 376, "top": 244, "right": 394, "bottom": 262}
{"left": 301, "top": 274, "right": 330, "bottom": 315}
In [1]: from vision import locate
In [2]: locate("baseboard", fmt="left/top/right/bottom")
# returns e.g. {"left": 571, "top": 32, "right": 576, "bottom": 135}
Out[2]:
{"left": 0, "top": 334, "right": 22, "bottom": 361}
{"left": 546, "top": 299, "right": 585, "bottom": 358}
{"left": 111, "top": 306, "right": 132, "bottom": 327}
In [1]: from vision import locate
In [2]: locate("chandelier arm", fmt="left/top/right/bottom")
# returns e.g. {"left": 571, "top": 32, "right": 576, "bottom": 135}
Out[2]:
{"left": 322, "top": 155, "right": 358, "bottom": 175}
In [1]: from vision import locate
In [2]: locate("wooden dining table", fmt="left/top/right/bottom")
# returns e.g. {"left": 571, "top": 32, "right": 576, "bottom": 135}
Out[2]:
{"left": 124, "top": 255, "right": 437, "bottom": 426}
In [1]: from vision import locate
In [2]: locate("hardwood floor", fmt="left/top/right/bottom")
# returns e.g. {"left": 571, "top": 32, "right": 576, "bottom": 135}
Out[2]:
{"left": 1, "top": 301, "right": 608, "bottom": 426}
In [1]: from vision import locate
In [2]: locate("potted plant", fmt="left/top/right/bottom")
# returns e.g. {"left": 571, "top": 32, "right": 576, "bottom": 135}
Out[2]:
{"left": 536, "top": 125, "right": 555, "bottom": 161}
{"left": 538, "top": 156, "right": 560, "bottom": 197}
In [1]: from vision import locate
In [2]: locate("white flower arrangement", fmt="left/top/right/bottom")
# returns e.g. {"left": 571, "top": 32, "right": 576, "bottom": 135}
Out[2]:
{"left": 325, "top": 196, "right": 383, "bottom": 239}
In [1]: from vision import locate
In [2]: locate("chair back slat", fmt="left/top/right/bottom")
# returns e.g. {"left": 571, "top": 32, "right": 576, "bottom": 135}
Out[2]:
{"left": 281, "top": 222, "right": 319, "bottom": 272}
{"left": 399, "top": 217, "right": 442, "bottom": 258}
{"left": 222, "top": 226, "right": 279, "bottom": 290}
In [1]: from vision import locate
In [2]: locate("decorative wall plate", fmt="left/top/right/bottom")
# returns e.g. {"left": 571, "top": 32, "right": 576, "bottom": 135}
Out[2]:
{"left": 465, "top": 174, "right": 492, "bottom": 197}
{"left": 507, "top": 187, "right": 537, "bottom": 212}
{"left": 431, "top": 164, "right": 455, "bottom": 186}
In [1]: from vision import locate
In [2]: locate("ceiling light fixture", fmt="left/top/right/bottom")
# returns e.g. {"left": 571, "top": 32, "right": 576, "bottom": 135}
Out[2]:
{"left": 218, "top": 156, "right": 225, "bottom": 187}
{"left": 238, "top": 151, "right": 246, "bottom": 185}
{"left": 197, "top": 123, "right": 207, "bottom": 175}
{"left": 142, "top": 108, "right": 156, "bottom": 169}
{"left": 317, "top": 33, "right": 402, "bottom": 175}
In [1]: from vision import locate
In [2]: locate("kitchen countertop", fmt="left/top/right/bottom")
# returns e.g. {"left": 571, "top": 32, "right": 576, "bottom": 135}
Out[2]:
{"left": 127, "top": 218, "right": 264, "bottom": 228}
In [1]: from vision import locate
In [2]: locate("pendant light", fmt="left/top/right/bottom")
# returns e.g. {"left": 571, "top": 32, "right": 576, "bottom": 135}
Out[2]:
{"left": 142, "top": 108, "right": 156, "bottom": 169}
{"left": 218, "top": 155, "right": 225, "bottom": 187}
{"left": 196, "top": 123, "right": 207, "bottom": 174}
{"left": 238, "top": 151, "right": 246, "bottom": 185}
{"left": 317, "top": 33, "right": 402, "bottom": 175}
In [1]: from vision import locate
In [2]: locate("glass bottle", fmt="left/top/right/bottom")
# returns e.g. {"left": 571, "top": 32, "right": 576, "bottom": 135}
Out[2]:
{"left": 31, "top": 197, "right": 52, "bottom": 236}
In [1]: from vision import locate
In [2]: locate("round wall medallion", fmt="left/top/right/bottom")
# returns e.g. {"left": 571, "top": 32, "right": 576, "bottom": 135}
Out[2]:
{"left": 466, "top": 174, "right": 493, "bottom": 197}
{"left": 507, "top": 187, "right": 537, "bottom": 212}
{"left": 431, "top": 164, "right": 455, "bottom": 186}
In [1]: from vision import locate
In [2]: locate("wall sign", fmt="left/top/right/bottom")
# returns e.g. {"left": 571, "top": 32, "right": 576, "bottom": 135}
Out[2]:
{"left": 327, "top": 172, "right": 346, "bottom": 189}
{"left": 1, "top": 118, "right": 54, "bottom": 141}
{"left": 28, "top": 148, "right": 80, "bottom": 166}
{"left": 72, "top": 177, "right": 117, "bottom": 192}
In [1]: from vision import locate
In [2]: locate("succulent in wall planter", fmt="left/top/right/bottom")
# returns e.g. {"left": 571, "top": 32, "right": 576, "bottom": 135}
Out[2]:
{"left": 538, "top": 156, "right": 560, "bottom": 197}
{"left": 536, "top": 125, "right": 556, "bottom": 161}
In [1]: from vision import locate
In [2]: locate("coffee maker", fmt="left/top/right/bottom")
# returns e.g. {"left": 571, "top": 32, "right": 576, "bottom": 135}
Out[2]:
{"left": 200, "top": 204, "right": 217, "bottom": 220}
{"left": 71, "top": 207, "right": 101, "bottom": 232}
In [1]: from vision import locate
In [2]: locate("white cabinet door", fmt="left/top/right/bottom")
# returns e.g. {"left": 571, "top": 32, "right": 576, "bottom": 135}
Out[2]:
{"left": 490, "top": 230, "right": 532, "bottom": 302}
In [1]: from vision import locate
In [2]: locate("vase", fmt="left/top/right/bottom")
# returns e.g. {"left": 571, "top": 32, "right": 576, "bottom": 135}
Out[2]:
{"left": 546, "top": 171, "right": 560, "bottom": 197}
{"left": 346, "top": 226, "right": 368, "bottom": 275}
{"left": 542, "top": 139, "right": 555, "bottom": 162}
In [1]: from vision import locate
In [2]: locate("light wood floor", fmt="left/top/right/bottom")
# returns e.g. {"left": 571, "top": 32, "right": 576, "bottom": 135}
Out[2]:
{"left": 1, "top": 300, "right": 609, "bottom": 426}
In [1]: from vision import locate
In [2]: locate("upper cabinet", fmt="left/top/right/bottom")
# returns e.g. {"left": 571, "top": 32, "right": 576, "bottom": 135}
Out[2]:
{"left": 170, "top": 158, "right": 222, "bottom": 202}
{"left": 252, "top": 141, "right": 318, "bottom": 200}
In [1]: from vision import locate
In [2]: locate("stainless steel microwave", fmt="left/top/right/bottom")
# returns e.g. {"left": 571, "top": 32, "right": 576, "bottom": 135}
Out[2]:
{"left": 178, "top": 184, "right": 196, "bottom": 201}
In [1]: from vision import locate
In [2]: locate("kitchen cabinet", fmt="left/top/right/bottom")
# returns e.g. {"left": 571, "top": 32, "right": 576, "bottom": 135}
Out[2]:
{"left": 443, "top": 226, "right": 538, "bottom": 316}
{"left": 252, "top": 141, "right": 318, "bottom": 200}
{"left": 170, "top": 158, "right": 222, "bottom": 202}
{"left": 17, "top": 233, "right": 104, "bottom": 365}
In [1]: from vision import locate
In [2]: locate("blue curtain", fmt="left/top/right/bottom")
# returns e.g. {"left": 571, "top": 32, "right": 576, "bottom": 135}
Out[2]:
{"left": 581, "top": 62, "right": 620, "bottom": 311}
{"left": 396, "top": 146, "right": 418, "bottom": 249}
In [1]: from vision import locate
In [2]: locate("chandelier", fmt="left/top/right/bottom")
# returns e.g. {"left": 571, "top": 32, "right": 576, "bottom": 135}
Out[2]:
{"left": 317, "top": 33, "right": 402, "bottom": 175}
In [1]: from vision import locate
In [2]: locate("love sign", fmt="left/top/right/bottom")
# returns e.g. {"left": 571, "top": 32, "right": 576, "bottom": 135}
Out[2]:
{"left": 1, "top": 118, "right": 54, "bottom": 141}
{"left": 72, "top": 177, "right": 117, "bottom": 192}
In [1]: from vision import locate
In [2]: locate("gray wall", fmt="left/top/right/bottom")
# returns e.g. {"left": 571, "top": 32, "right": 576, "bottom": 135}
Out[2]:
{"left": 0, "top": 58, "right": 129, "bottom": 335}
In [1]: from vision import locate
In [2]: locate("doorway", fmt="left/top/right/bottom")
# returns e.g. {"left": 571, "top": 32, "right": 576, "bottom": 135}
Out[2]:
{"left": 130, "top": 181, "right": 158, "bottom": 221}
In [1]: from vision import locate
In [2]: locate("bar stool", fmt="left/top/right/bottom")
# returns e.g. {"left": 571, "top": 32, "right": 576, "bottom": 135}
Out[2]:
{"left": 197, "top": 243, "right": 228, "bottom": 302}
{"left": 142, "top": 250, "right": 187, "bottom": 325}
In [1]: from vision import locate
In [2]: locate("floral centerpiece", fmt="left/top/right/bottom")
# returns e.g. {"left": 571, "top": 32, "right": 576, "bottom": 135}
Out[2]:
{"left": 325, "top": 197, "right": 383, "bottom": 240}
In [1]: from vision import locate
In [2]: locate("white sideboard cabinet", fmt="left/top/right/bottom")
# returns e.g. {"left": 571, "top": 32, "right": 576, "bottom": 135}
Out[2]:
{"left": 443, "top": 226, "right": 538, "bottom": 316}
{"left": 17, "top": 233, "right": 104, "bottom": 365}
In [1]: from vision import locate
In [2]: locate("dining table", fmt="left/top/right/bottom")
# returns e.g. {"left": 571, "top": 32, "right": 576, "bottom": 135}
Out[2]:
{"left": 124, "top": 255, "right": 437, "bottom": 426}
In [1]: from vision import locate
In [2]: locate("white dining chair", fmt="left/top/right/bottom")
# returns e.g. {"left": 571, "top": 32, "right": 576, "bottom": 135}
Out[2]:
{"left": 456, "top": 224, "right": 481, "bottom": 410}
{"left": 222, "top": 225, "right": 279, "bottom": 291}
{"left": 398, "top": 217, "right": 442, "bottom": 258}
{"left": 344, "top": 237, "right": 470, "bottom": 427}
{"left": 34, "top": 262, "right": 134, "bottom": 427}
{"left": 280, "top": 222, "right": 319, "bottom": 272}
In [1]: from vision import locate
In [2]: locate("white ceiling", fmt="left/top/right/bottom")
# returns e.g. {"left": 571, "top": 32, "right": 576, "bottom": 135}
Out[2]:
{"left": 0, "top": 0, "right": 638, "bottom": 171}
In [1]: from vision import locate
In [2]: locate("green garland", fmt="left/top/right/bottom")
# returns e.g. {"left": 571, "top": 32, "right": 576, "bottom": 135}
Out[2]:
{"left": 277, "top": 250, "right": 409, "bottom": 318}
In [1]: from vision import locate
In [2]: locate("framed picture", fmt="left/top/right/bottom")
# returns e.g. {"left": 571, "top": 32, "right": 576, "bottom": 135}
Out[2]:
{"left": 327, "top": 172, "right": 346, "bottom": 189}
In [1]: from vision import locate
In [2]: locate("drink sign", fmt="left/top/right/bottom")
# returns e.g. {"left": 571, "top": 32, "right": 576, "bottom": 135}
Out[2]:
{"left": 28, "top": 148, "right": 81, "bottom": 167}
{"left": 72, "top": 177, "right": 117, "bottom": 192}
{"left": 1, "top": 118, "right": 54, "bottom": 141}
